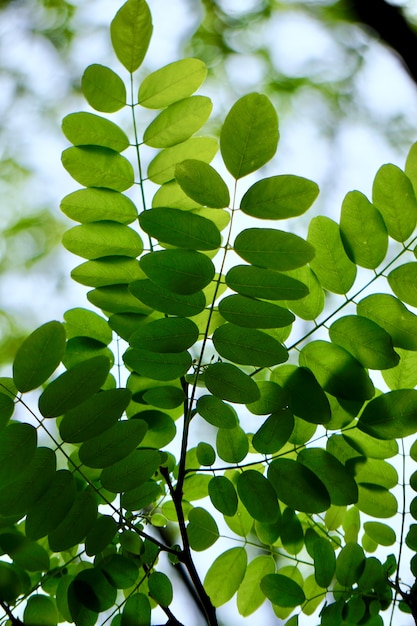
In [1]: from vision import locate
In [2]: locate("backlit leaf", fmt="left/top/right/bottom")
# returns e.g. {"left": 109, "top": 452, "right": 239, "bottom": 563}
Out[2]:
{"left": 121, "top": 594, "right": 150, "bottom": 626}
{"left": 175, "top": 159, "right": 230, "bottom": 208}
{"left": 246, "top": 380, "right": 289, "bottom": 415}
{"left": 363, "top": 522, "right": 395, "bottom": 546}
{"left": 130, "top": 317, "right": 199, "bottom": 353}
{"left": 139, "top": 206, "right": 221, "bottom": 250}
{"left": 208, "top": 475, "right": 238, "bottom": 516}
{"left": 358, "top": 389, "right": 417, "bottom": 439}
{"left": 143, "top": 96, "right": 212, "bottom": 148}
{"left": 62, "top": 146, "right": 134, "bottom": 192}
{"left": 204, "top": 547, "right": 247, "bottom": 606}
{"left": 100, "top": 449, "right": 161, "bottom": 492}
{"left": 297, "top": 448, "right": 358, "bottom": 506}
{"left": 196, "top": 395, "right": 238, "bottom": 428}
{"left": 82, "top": 64, "right": 126, "bottom": 113}
{"left": 336, "top": 543, "right": 365, "bottom": 587}
{"left": 64, "top": 308, "right": 112, "bottom": 345}
{"left": 271, "top": 364, "right": 331, "bottom": 424}
{"left": 372, "top": 163, "right": 417, "bottom": 242}
{"left": 139, "top": 58, "right": 207, "bottom": 108}
{"left": 252, "top": 408, "right": 294, "bottom": 454}
{"left": 226, "top": 265, "right": 308, "bottom": 300}
{"left": 285, "top": 266, "right": 324, "bottom": 320}
{"left": 148, "top": 572, "right": 173, "bottom": 607}
{"left": 240, "top": 175, "right": 318, "bottom": 219}
{"left": 388, "top": 262, "right": 417, "bottom": 307}
{"left": 23, "top": 595, "right": 58, "bottom": 626}
{"left": 268, "top": 458, "right": 330, "bottom": 513}
{"left": 61, "top": 189, "right": 137, "bottom": 224}
{"left": 78, "top": 419, "right": 148, "bottom": 468}
{"left": 62, "top": 112, "right": 129, "bottom": 152}
{"left": 120, "top": 480, "right": 162, "bottom": 511}
{"left": 382, "top": 348, "right": 417, "bottom": 390}
{"left": 123, "top": 347, "right": 191, "bottom": 380}
{"left": 129, "top": 279, "right": 206, "bottom": 317}
{"left": 357, "top": 294, "right": 417, "bottom": 350}
{"left": 70, "top": 568, "right": 116, "bottom": 613}
{"left": 63, "top": 222, "right": 143, "bottom": 260}
{"left": 187, "top": 507, "right": 219, "bottom": 551}
{"left": 196, "top": 442, "right": 215, "bottom": 466}
{"left": 204, "top": 362, "right": 260, "bottom": 403}
{"left": 237, "top": 470, "right": 279, "bottom": 523}
{"left": 48, "top": 488, "right": 97, "bottom": 552}
{"left": 140, "top": 249, "right": 215, "bottom": 295}
{"left": 71, "top": 257, "right": 144, "bottom": 288}
{"left": 356, "top": 484, "right": 397, "bottom": 518}
{"left": 216, "top": 425, "right": 249, "bottom": 463}
{"left": 234, "top": 228, "right": 314, "bottom": 271}
{"left": 237, "top": 555, "right": 275, "bottom": 616}
{"left": 220, "top": 93, "right": 278, "bottom": 179}
{"left": 26, "top": 470, "right": 76, "bottom": 540}
{"left": 219, "top": 295, "right": 294, "bottom": 328}
{"left": 85, "top": 516, "right": 118, "bottom": 556}
{"left": 213, "top": 323, "right": 288, "bottom": 367}
{"left": 147, "top": 136, "right": 218, "bottom": 184}
{"left": 0, "top": 422, "right": 37, "bottom": 488}
{"left": 261, "top": 574, "right": 305, "bottom": 607}
{"left": 110, "top": 0, "right": 152, "bottom": 72}
{"left": 99, "top": 554, "right": 139, "bottom": 589}
{"left": 313, "top": 537, "right": 335, "bottom": 588}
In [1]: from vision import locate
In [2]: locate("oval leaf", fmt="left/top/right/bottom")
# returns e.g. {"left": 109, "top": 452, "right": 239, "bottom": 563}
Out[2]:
{"left": 219, "top": 295, "right": 294, "bottom": 329}
{"left": 78, "top": 419, "right": 148, "bottom": 468}
{"left": 204, "top": 362, "right": 260, "bottom": 404}
{"left": 82, "top": 64, "right": 126, "bottom": 113}
{"left": 140, "top": 249, "right": 215, "bottom": 295}
{"left": 62, "top": 112, "right": 129, "bottom": 152}
{"left": 213, "top": 323, "right": 287, "bottom": 367}
{"left": 61, "top": 188, "right": 137, "bottom": 224}
{"left": 48, "top": 488, "right": 97, "bottom": 552}
{"left": 226, "top": 265, "right": 308, "bottom": 300}
{"left": 241, "top": 174, "right": 318, "bottom": 219}
{"left": 110, "top": 0, "right": 152, "bottom": 72}
{"left": 204, "top": 547, "right": 247, "bottom": 606}
{"left": 358, "top": 389, "right": 417, "bottom": 439}
{"left": 357, "top": 293, "right": 417, "bottom": 350}
{"left": 139, "top": 58, "right": 207, "bottom": 109}
{"left": 175, "top": 159, "right": 230, "bottom": 208}
{"left": 388, "top": 262, "right": 417, "bottom": 307}
{"left": 372, "top": 163, "right": 417, "bottom": 242}
{"left": 261, "top": 573, "right": 305, "bottom": 607}
{"left": 237, "top": 470, "right": 279, "bottom": 523}
{"left": 62, "top": 146, "right": 134, "bottom": 192}
{"left": 139, "top": 207, "right": 221, "bottom": 250}
{"left": 208, "top": 476, "right": 238, "bottom": 516}
{"left": 129, "top": 279, "right": 206, "bottom": 317}
{"left": 143, "top": 96, "right": 212, "bottom": 148}
{"left": 187, "top": 507, "right": 219, "bottom": 551}
{"left": 123, "top": 347, "right": 191, "bottom": 381}
{"left": 297, "top": 448, "right": 358, "bottom": 506}
{"left": 130, "top": 317, "right": 199, "bottom": 353}
{"left": 147, "top": 136, "right": 218, "bottom": 185}
{"left": 0, "top": 423, "right": 37, "bottom": 488}
{"left": 100, "top": 449, "right": 161, "bottom": 492}
{"left": 63, "top": 222, "right": 143, "bottom": 260}
{"left": 234, "top": 228, "right": 314, "bottom": 271}
{"left": 268, "top": 458, "right": 330, "bottom": 513}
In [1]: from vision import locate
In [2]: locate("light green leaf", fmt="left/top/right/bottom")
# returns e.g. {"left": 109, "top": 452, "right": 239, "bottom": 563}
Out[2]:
{"left": 219, "top": 295, "right": 294, "bottom": 329}
{"left": 204, "top": 547, "right": 247, "bottom": 606}
{"left": 82, "top": 64, "right": 126, "bottom": 113}
{"left": 261, "top": 574, "right": 305, "bottom": 607}
{"left": 372, "top": 163, "right": 417, "bottom": 242}
{"left": 285, "top": 266, "right": 324, "bottom": 320}
{"left": 62, "top": 146, "right": 134, "bottom": 192}
{"left": 340, "top": 190, "right": 388, "bottom": 269}
{"left": 139, "top": 58, "right": 207, "bottom": 108}
{"left": 208, "top": 475, "right": 238, "bottom": 516}
{"left": 313, "top": 537, "right": 335, "bottom": 588}
{"left": 196, "top": 395, "right": 238, "bottom": 429}
{"left": 357, "top": 294, "right": 417, "bottom": 350}
{"left": 183, "top": 473, "right": 210, "bottom": 501}
{"left": 364, "top": 522, "right": 395, "bottom": 546}
{"left": 220, "top": 93, "right": 278, "bottom": 179}
{"left": 48, "top": 488, "right": 97, "bottom": 552}
{"left": 63, "top": 222, "right": 143, "bottom": 260}
{"left": 71, "top": 257, "right": 144, "bottom": 288}
{"left": 356, "top": 484, "right": 397, "bottom": 518}
{"left": 240, "top": 175, "right": 318, "bottom": 219}
{"left": 79, "top": 420, "right": 148, "bottom": 468}
{"left": 62, "top": 112, "right": 129, "bottom": 152}
{"left": 224, "top": 497, "right": 254, "bottom": 538}
{"left": 153, "top": 180, "right": 202, "bottom": 209}
{"left": 271, "top": 364, "right": 331, "bottom": 424}
{"left": 124, "top": 347, "right": 191, "bottom": 380}
{"left": 358, "top": 389, "right": 417, "bottom": 439}
{"left": 226, "top": 265, "right": 308, "bottom": 300}
{"left": 297, "top": 448, "right": 358, "bottom": 506}
{"left": 246, "top": 380, "right": 289, "bottom": 415}
{"left": 148, "top": 572, "right": 172, "bottom": 607}
{"left": 204, "top": 362, "right": 260, "bottom": 403}
{"left": 100, "top": 449, "right": 161, "bottom": 492}
{"left": 349, "top": 457, "right": 397, "bottom": 489}
{"left": 329, "top": 315, "right": 399, "bottom": 370}
{"left": 234, "top": 228, "right": 314, "bottom": 271}
{"left": 216, "top": 425, "right": 249, "bottom": 463}
{"left": 388, "top": 262, "right": 417, "bottom": 307}
{"left": 129, "top": 279, "right": 206, "bottom": 317}
{"left": 213, "top": 323, "right": 288, "bottom": 367}
{"left": 110, "top": 0, "right": 152, "bottom": 72}
{"left": 175, "top": 159, "right": 230, "bottom": 208}
{"left": 237, "top": 555, "right": 275, "bottom": 616}
{"left": 187, "top": 507, "right": 219, "bottom": 551}
{"left": 23, "top": 595, "right": 58, "bottom": 626}
{"left": 147, "top": 136, "right": 218, "bottom": 184}
{"left": 143, "top": 96, "right": 212, "bottom": 148}
{"left": 140, "top": 249, "right": 215, "bottom": 295}
{"left": 61, "top": 189, "right": 137, "bottom": 224}
{"left": 268, "top": 458, "right": 330, "bottom": 513}
{"left": 26, "top": 470, "right": 76, "bottom": 540}
{"left": 13, "top": 321, "right": 66, "bottom": 393}
{"left": 335, "top": 543, "right": 365, "bottom": 587}
{"left": 38, "top": 356, "right": 110, "bottom": 417}
{"left": 139, "top": 207, "right": 221, "bottom": 250}
{"left": 307, "top": 216, "right": 356, "bottom": 294}
{"left": 237, "top": 470, "right": 279, "bottom": 523}
{"left": 382, "top": 348, "right": 417, "bottom": 390}
{"left": 299, "top": 340, "right": 374, "bottom": 401}
{"left": 252, "top": 408, "right": 294, "bottom": 454}
{"left": 0, "top": 422, "right": 37, "bottom": 488}
{"left": 121, "top": 594, "right": 150, "bottom": 626}
{"left": 130, "top": 317, "right": 199, "bottom": 353}
{"left": 64, "top": 308, "right": 112, "bottom": 345}
{"left": 342, "top": 429, "right": 398, "bottom": 460}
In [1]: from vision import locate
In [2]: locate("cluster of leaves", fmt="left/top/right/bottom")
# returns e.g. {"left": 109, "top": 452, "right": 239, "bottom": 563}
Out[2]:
{"left": 2, "top": 1, "right": 417, "bottom": 625}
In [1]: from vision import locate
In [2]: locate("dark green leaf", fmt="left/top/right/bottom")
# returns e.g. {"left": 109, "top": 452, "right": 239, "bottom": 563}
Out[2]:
{"left": 148, "top": 571, "right": 173, "bottom": 607}
{"left": 213, "top": 323, "right": 288, "bottom": 367}
{"left": 196, "top": 442, "right": 216, "bottom": 466}
{"left": 48, "top": 489, "right": 97, "bottom": 552}
{"left": 220, "top": 93, "right": 278, "bottom": 179}
{"left": 219, "top": 295, "right": 294, "bottom": 328}
{"left": 13, "top": 321, "right": 66, "bottom": 393}
{"left": 26, "top": 470, "right": 76, "bottom": 540}
{"left": 61, "top": 189, "right": 137, "bottom": 224}
{"left": 147, "top": 137, "right": 218, "bottom": 184}
{"left": 226, "top": 265, "right": 308, "bottom": 300}
{"left": 204, "top": 362, "right": 260, "bottom": 403}
{"left": 196, "top": 395, "right": 238, "bottom": 428}
{"left": 62, "top": 146, "right": 134, "bottom": 192}
{"left": 313, "top": 537, "right": 335, "bottom": 588}
{"left": 307, "top": 216, "right": 356, "bottom": 294}
{"left": 23, "top": 595, "right": 58, "bottom": 626}
{"left": 240, "top": 174, "right": 318, "bottom": 219}
{"left": 130, "top": 317, "right": 199, "bottom": 353}
{"left": 99, "top": 554, "right": 139, "bottom": 589}
{"left": 357, "top": 294, "right": 417, "bottom": 350}
{"left": 187, "top": 507, "right": 219, "bottom": 551}
{"left": 100, "top": 449, "right": 161, "bottom": 492}
{"left": 208, "top": 476, "right": 238, "bottom": 516}
{"left": 204, "top": 547, "right": 247, "bottom": 606}
{"left": 261, "top": 574, "right": 305, "bottom": 607}
{"left": 285, "top": 266, "right": 324, "bottom": 320}
{"left": 143, "top": 96, "right": 212, "bottom": 148}
{"left": 120, "top": 480, "right": 162, "bottom": 511}
{"left": 71, "top": 568, "right": 116, "bottom": 613}
{"left": 129, "top": 279, "right": 206, "bottom": 317}
{"left": 0, "top": 423, "right": 37, "bottom": 488}
{"left": 358, "top": 389, "right": 417, "bottom": 439}
{"left": 252, "top": 408, "right": 294, "bottom": 454}
{"left": 139, "top": 58, "right": 207, "bottom": 108}
{"left": 79, "top": 419, "right": 148, "bottom": 468}
{"left": 216, "top": 425, "right": 249, "bottom": 463}
{"left": 141, "top": 384, "right": 184, "bottom": 409}
{"left": 62, "top": 112, "right": 129, "bottom": 152}
{"left": 124, "top": 347, "right": 191, "bottom": 380}
{"left": 335, "top": 543, "right": 365, "bottom": 587}
{"left": 139, "top": 207, "right": 221, "bottom": 250}
{"left": 268, "top": 458, "right": 330, "bottom": 513}
{"left": 0, "top": 563, "right": 22, "bottom": 603}
{"left": 121, "top": 594, "right": 150, "bottom": 626}
{"left": 85, "top": 516, "right": 118, "bottom": 556}
{"left": 0, "top": 392, "right": 14, "bottom": 426}
{"left": 246, "top": 380, "right": 289, "bottom": 415}
{"left": 234, "top": 228, "right": 314, "bottom": 271}
{"left": 372, "top": 163, "right": 417, "bottom": 242}
{"left": 140, "top": 249, "right": 215, "bottom": 295}
{"left": 297, "top": 448, "right": 358, "bottom": 506}
{"left": 175, "top": 159, "right": 230, "bottom": 208}
{"left": 237, "top": 470, "right": 279, "bottom": 523}
{"left": 110, "top": 0, "right": 152, "bottom": 72}
{"left": 63, "top": 222, "right": 143, "bottom": 260}
{"left": 388, "top": 262, "right": 417, "bottom": 307}
{"left": 271, "top": 364, "right": 331, "bottom": 424}
{"left": 82, "top": 64, "right": 126, "bottom": 113}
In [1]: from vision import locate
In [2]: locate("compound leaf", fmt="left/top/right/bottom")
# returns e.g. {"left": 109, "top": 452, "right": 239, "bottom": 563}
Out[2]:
{"left": 110, "top": 0, "right": 152, "bottom": 72}
{"left": 240, "top": 175, "right": 318, "bottom": 220}
{"left": 62, "top": 146, "right": 134, "bottom": 192}
{"left": 175, "top": 159, "right": 230, "bottom": 208}
{"left": 143, "top": 96, "right": 212, "bottom": 148}
{"left": 139, "top": 58, "right": 207, "bottom": 108}
{"left": 139, "top": 207, "right": 221, "bottom": 250}
{"left": 234, "top": 228, "right": 314, "bottom": 271}
{"left": 82, "top": 64, "right": 126, "bottom": 113}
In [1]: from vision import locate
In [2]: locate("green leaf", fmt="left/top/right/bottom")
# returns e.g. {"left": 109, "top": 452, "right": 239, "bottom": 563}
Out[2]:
{"left": 71, "top": 257, "right": 144, "bottom": 288}
{"left": 63, "top": 222, "right": 143, "bottom": 260}
{"left": 208, "top": 475, "right": 238, "bottom": 516}
{"left": 297, "top": 448, "right": 358, "bottom": 506}
{"left": 372, "top": 163, "right": 417, "bottom": 242}
{"left": 234, "top": 228, "right": 314, "bottom": 271}
{"left": 246, "top": 380, "right": 289, "bottom": 415}
{"left": 0, "top": 392, "right": 13, "bottom": 428}
{"left": 226, "top": 265, "right": 308, "bottom": 300}
{"left": 382, "top": 348, "right": 417, "bottom": 390}
{"left": 143, "top": 96, "right": 212, "bottom": 148}
{"left": 175, "top": 159, "right": 230, "bottom": 208}
{"left": 307, "top": 216, "right": 356, "bottom": 294}
{"left": 252, "top": 408, "right": 294, "bottom": 454}
{"left": 139, "top": 58, "right": 207, "bottom": 108}
{"left": 196, "top": 442, "right": 215, "bottom": 466}
{"left": 342, "top": 429, "right": 398, "bottom": 460}
{"left": 313, "top": 537, "right": 335, "bottom": 588}
{"left": 120, "top": 480, "right": 162, "bottom": 511}
{"left": 204, "top": 362, "right": 260, "bottom": 403}
{"left": 261, "top": 573, "right": 305, "bottom": 607}
{"left": 220, "top": 93, "right": 278, "bottom": 179}
{"left": 204, "top": 547, "right": 247, "bottom": 606}
{"left": 329, "top": 315, "right": 399, "bottom": 370}
{"left": 130, "top": 279, "right": 205, "bottom": 317}
{"left": 130, "top": 317, "right": 199, "bottom": 353}
{"left": 38, "top": 356, "right": 110, "bottom": 417}
{"left": 0, "top": 422, "right": 37, "bottom": 488}
{"left": 187, "top": 507, "right": 219, "bottom": 551}
{"left": 26, "top": 470, "right": 76, "bottom": 540}
{"left": 0, "top": 563, "right": 22, "bottom": 603}
{"left": 237, "top": 555, "right": 275, "bottom": 616}
{"left": 271, "top": 365, "right": 331, "bottom": 424}
{"left": 13, "top": 321, "right": 65, "bottom": 393}
{"left": 335, "top": 543, "right": 365, "bottom": 587}
{"left": 147, "top": 136, "right": 218, "bottom": 184}
{"left": 237, "top": 470, "right": 280, "bottom": 523}
{"left": 268, "top": 458, "right": 330, "bottom": 513}
{"left": 285, "top": 266, "right": 324, "bottom": 320}
{"left": 99, "top": 554, "right": 139, "bottom": 589}
{"left": 121, "top": 593, "right": 150, "bottom": 626}
{"left": 82, "top": 64, "right": 126, "bottom": 113}
{"left": 62, "top": 112, "right": 129, "bottom": 152}
{"left": 357, "top": 293, "right": 417, "bottom": 350}
{"left": 61, "top": 189, "right": 137, "bottom": 224}
{"left": 139, "top": 207, "right": 221, "bottom": 250}
{"left": 59, "top": 388, "right": 131, "bottom": 443}
{"left": 62, "top": 146, "right": 134, "bottom": 192}
{"left": 388, "top": 262, "right": 417, "bottom": 307}
{"left": 64, "top": 308, "right": 112, "bottom": 345}
{"left": 23, "top": 595, "right": 58, "bottom": 626}
{"left": 124, "top": 347, "right": 191, "bottom": 380}
{"left": 148, "top": 572, "right": 173, "bottom": 607}
{"left": 183, "top": 473, "right": 210, "bottom": 501}
{"left": 240, "top": 175, "right": 318, "bottom": 219}
{"left": 140, "top": 249, "right": 215, "bottom": 295}
{"left": 356, "top": 484, "right": 397, "bottom": 518}
{"left": 70, "top": 568, "right": 116, "bottom": 613}
{"left": 219, "top": 295, "right": 294, "bottom": 329}
{"left": 350, "top": 457, "right": 397, "bottom": 489}
{"left": 85, "top": 516, "right": 118, "bottom": 556}
{"left": 78, "top": 419, "right": 148, "bottom": 468}
{"left": 213, "top": 323, "right": 288, "bottom": 367}
{"left": 216, "top": 425, "right": 249, "bottom": 463}
{"left": 340, "top": 190, "right": 388, "bottom": 269}
{"left": 48, "top": 488, "right": 97, "bottom": 552}
{"left": 299, "top": 340, "right": 374, "bottom": 401}
{"left": 110, "top": 0, "right": 152, "bottom": 72}
{"left": 196, "top": 395, "right": 238, "bottom": 428}
{"left": 358, "top": 389, "right": 417, "bottom": 439}
{"left": 363, "top": 522, "right": 396, "bottom": 546}
{"left": 100, "top": 449, "right": 161, "bottom": 492}
{"left": 140, "top": 384, "right": 184, "bottom": 409}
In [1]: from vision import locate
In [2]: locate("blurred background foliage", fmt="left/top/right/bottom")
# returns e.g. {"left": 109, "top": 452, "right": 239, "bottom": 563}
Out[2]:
{"left": 0, "top": 0, "right": 417, "bottom": 365}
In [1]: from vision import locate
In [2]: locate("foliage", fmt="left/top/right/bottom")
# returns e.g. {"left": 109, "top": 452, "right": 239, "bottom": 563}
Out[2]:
{"left": 2, "top": 1, "right": 417, "bottom": 625}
